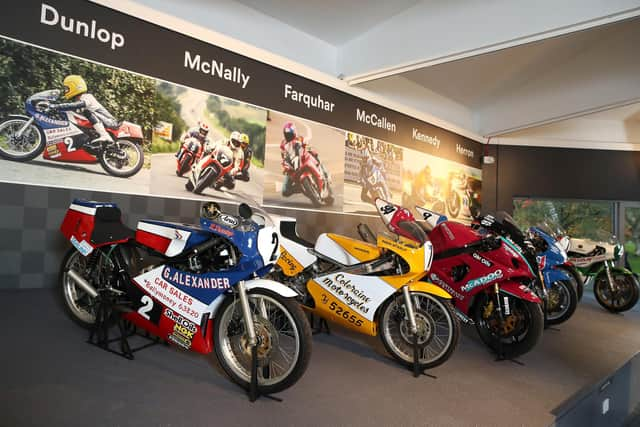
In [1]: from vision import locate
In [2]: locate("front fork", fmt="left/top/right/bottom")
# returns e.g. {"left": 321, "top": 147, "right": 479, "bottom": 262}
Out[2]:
{"left": 604, "top": 261, "right": 617, "bottom": 293}
{"left": 16, "top": 117, "right": 35, "bottom": 138}
{"left": 237, "top": 280, "right": 257, "bottom": 346}
{"left": 402, "top": 285, "right": 418, "bottom": 335}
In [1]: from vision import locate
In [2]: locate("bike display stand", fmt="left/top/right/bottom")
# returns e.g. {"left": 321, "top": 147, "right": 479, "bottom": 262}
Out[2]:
{"left": 88, "top": 294, "right": 160, "bottom": 360}
{"left": 309, "top": 313, "right": 331, "bottom": 335}
{"left": 411, "top": 333, "right": 437, "bottom": 379}
{"left": 247, "top": 344, "right": 283, "bottom": 403}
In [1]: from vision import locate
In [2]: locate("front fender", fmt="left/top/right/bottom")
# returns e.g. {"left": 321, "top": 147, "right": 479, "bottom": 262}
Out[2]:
{"left": 244, "top": 278, "right": 298, "bottom": 298}
{"left": 8, "top": 114, "right": 31, "bottom": 120}
{"left": 409, "top": 281, "right": 452, "bottom": 299}
{"left": 499, "top": 281, "right": 542, "bottom": 304}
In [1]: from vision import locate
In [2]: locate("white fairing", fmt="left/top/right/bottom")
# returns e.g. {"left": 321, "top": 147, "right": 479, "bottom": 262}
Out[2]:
{"left": 314, "top": 234, "right": 360, "bottom": 265}
{"left": 270, "top": 215, "right": 317, "bottom": 268}
{"left": 314, "top": 272, "right": 396, "bottom": 321}
{"left": 424, "top": 241, "right": 434, "bottom": 271}
{"left": 415, "top": 206, "right": 447, "bottom": 231}
{"left": 375, "top": 198, "right": 397, "bottom": 227}
{"left": 257, "top": 225, "right": 279, "bottom": 266}
{"left": 569, "top": 238, "right": 615, "bottom": 255}
{"left": 136, "top": 221, "right": 192, "bottom": 257}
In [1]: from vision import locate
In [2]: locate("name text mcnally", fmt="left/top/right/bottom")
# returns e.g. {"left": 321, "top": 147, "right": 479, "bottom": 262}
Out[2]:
{"left": 184, "top": 50, "right": 250, "bottom": 89}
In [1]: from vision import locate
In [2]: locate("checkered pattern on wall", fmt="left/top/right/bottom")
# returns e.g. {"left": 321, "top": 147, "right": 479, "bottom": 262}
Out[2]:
{"left": 0, "top": 182, "right": 382, "bottom": 289}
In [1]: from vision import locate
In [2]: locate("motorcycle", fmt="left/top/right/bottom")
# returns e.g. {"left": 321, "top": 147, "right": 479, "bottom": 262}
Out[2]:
{"left": 282, "top": 145, "right": 334, "bottom": 207}
{"left": 476, "top": 214, "right": 578, "bottom": 326}
{"left": 269, "top": 198, "right": 460, "bottom": 371}
{"left": 0, "top": 89, "right": 144, "bottom": 177}
{"left": 445, "top": 172, "right": 481, "bottom": 219}
{"left": 176, "top": 136, "right": 204, "bottom": 177}
{"left": 59, "top": 199, "right": 312, "bottom": 394}
{"left": 185, "top": 142, "right": 235, "bottom": 195}
{"left": 402, "top": 175, "right": 446, "bottom": 215}
{"left": 359, "top": 157, "right": 391, "bottom": 204}
{"left": 563, "top": 231, "right": 640, "bottom": 313}
{"left": 408, "top": 207, "right": 544, "bottom": 358}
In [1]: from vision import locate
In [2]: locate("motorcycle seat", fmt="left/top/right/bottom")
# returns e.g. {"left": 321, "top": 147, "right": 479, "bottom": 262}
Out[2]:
{"left": 105, "top": 121, "right": 122, "bottom": 130}
{"left": 90, "top": 206, "right": 135, "bottom": 245}
{"left": 280, "top": 220, "right": 314, "bottom": 248}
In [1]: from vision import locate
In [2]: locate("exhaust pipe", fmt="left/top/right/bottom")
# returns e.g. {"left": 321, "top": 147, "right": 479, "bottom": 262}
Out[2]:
{"left": 67, "top": 269, "right": 98, "bottom": 298}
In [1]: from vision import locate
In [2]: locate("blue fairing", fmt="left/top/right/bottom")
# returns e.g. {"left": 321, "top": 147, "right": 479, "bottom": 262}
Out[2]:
{"left": 531, "top": 227, "right": 570, "bottom": 286}
{"left": 25, "top": 90, "right": 70, "bottom": 130}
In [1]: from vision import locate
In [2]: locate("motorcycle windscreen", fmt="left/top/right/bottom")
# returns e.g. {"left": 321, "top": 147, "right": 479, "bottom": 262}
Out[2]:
{"left": 415, "top": 206, "right": 447, "bottom": 231}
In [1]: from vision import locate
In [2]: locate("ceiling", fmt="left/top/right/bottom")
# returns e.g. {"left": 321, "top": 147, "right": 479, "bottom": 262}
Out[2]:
{"left": 233, "top": 0, "right": 422, "bottom": 45}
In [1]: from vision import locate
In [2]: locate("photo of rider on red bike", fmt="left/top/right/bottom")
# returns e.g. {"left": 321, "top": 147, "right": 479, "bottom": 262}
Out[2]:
{"left": 280, "top": 122, "right": 334, "bottom": 207}
{"left": 175, "top": 121, "right": 209, "bottom": 176}
{"left": 186, "top": 131, "right": 244, "bottom": 194}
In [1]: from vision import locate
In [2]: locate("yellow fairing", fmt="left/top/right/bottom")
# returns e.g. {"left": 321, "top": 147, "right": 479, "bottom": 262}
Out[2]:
{"left": 377, "top": 235, "right": 427, "bottom": 273}
{"left": 327, "top": 234, "right": 382, "bottom": 263}
{"left": 408, "top": 281, "right": 452, "bottom": 299}
{"left": 306, "top": 280, "right": 377, "bottom": 336}
{"left": 276, "top": 247, "right": 305, "bottom": 276}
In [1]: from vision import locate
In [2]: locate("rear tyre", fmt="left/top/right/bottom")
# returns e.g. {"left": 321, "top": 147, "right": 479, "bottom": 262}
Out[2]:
{"left": 545, "top": 278, "right": 578, "bottom": 325}
{"left": 99, "top": 139, "right": 144, "bottom": 178}
{"left": 214, "top": 288, "right": 312, "bottom": 394}
{"left": 379, "top": 292, "right": 460, "bottom": 369}
{"left": 474, "top": 293, "right": 544, "bottom": 358}
{"left": 302, "top": 176, "right": 322, "bottom": 207}
{"left": 594, "top": 272, "right": 640, "bottom": 313}
{"left": 193, "top": 167, "right": 216, "bottom": 195}
{"left": 176, "top": 153, "right": 192, "bottom": 176}
{"left": 0, "top": 118, "right": 45, "bottom": 161}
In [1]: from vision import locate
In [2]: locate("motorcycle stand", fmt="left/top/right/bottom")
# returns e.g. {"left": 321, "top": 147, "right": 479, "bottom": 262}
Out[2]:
{"left": 411, "top": 334, "right": 437, "bottom": 379}
{"left": 247, "top": 344, "right": 283, "bottom": 403}
{"left": 542, "top": 299, "right": 560, "bottom": 332}
{"left": 309, "top": 313, "right": 331, "bottom": 335}
{"left": 493, "top": 296, "right": 524, "bottom": 366}
{"left": 88, "top": 294, "right": 160, "bottom": 360}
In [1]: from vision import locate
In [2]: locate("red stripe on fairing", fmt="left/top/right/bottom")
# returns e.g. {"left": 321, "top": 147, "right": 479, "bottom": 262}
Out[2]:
{"left": 136, "top": 229, "right": 171, "bottom": 254}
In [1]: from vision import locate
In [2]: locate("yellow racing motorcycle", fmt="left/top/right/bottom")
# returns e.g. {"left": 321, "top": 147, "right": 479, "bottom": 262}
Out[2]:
{"left": 269, "top": 199, "right": 460, "bottom": 372}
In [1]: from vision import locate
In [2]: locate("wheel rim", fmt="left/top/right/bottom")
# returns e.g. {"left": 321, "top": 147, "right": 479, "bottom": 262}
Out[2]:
{"left": 62, "top": 252, "right": 96, "bottom": 324}
{"left": 382, "top": 293, "right": 454, "bottom": 364}
{"left": 0, "top": 120, "right": 41, "bottom": 157}
{"left": 102, "top": 140, "right": 142, "bottom": 174}
{"left": 596, "top": 275, "right": 636, "bottom": 309}
{"left": 480, "top": 297, "right": 531, "bottom": 344}
{"left": 218, "top": 293, "right": 301, "bottom": 387}
{"left": 546, "top": 281, "right": 570, "bottom": 321}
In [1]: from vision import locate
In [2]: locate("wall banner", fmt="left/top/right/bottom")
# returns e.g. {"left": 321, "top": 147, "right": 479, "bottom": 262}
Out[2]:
{"left": 0, "top": 0, "right": 482, "bottom": 220}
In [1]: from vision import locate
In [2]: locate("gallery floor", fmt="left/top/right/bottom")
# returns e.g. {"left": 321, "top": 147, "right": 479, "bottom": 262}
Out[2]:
{"left": 1, "top": 289, "right": 639, "bottom": 427}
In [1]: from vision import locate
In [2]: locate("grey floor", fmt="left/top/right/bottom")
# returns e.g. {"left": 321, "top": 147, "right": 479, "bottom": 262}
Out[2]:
{"left": 1, "top": 289, "right": 639, "bottom": 427}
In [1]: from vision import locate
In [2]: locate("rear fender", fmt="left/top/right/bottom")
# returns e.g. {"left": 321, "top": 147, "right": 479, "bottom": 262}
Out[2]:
{"left": 499, "top": 281, "right": 541, "bottom": 303}
{"left": 408, "top": 281, "right": 452, "bottom": 299}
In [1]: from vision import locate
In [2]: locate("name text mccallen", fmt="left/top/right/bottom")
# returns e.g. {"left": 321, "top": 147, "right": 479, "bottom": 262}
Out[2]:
{"left": 184, "top": 51, "right": 250, "bottom": 89}
{"left": 356, "top": 108, "right": 396, "bottom": 133}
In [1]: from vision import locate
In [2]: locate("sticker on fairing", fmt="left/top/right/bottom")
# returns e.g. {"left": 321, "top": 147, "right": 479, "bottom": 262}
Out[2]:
{"left": 70, "top": 235, "right": 93, "bottom": 256}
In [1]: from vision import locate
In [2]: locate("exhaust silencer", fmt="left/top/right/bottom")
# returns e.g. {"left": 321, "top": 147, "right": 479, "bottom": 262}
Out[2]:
{"left": 67, "top": 269, "right": 98, "bottom": 298}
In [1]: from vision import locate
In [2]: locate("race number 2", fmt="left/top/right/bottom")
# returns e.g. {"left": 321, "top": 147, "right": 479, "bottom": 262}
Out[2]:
{"left": 138, "top": 295, "right": 153, "bottom": 320}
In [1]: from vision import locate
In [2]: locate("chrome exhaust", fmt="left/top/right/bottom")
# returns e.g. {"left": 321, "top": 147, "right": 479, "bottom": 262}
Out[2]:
{"left": 67, "top": 269, "right": 98, "bottom": 298}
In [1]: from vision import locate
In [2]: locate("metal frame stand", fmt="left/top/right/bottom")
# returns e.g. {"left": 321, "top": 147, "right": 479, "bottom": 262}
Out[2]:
{"left": 309, "top": 313, "right": 331, "bottom": 335}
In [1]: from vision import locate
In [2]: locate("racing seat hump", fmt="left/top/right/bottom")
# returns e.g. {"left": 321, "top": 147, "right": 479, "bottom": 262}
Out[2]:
{"left": 90, "top": 206, "right": 134, "bottom": 245}
{"left": 280, "top": 220, "right": 313, "bottom": 248}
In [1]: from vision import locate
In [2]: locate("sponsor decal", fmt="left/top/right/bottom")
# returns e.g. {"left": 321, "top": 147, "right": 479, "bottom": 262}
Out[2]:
{"left": 40, "top": 3, "right": 125, "bottom": 50}
{"left": 70, "top": 235, "right": 93, "bottom": 256}
{"left": 279, "top": 249, "right": 301, "bottom": 275}
{"left": 412, "top": 129, "right": 440, "bottom": 149}
{"left": 430, "top": 273, "right": 464, "bottom": 300}
{"left": 209, "top": 222, "right": 234, "bottom": 237}
{"left": 472, "top": 252, "right": 493, "bottom": 267}
{"left": 162, "top": 266, "right": 231, "bottom": 290}
{"left": 441, "top": 223, "right": 455, "bottom": 241}
{"left": 284, "top": 84, "right": 335, "bottom": 112}
{"left": 356, "top": 108, "right": 396, "bottom": 133}
{"left": 568, "top": 255, "right": 608, "bottom": 267}
{"left": 35, "top": 112, "right": 68, "bottom": 127}
{"left": 461, "top": 269, "right": 503, "bottom": 292}
{"left": 537, "top": 255, "right": 546, "bottom": 269}
{"left": 164, "top": 308, "right": 197, "bottom": 333}
{"left": 44, "top": 126, "right": 82, "bottom": 140}
{"left": 184, "top": 50, "right": 250, "bottom": 89}
{"left": 321, "top": 274, "right": 372, "bottom": 314}
{"left": 46, "top": 144, "right": 61, "bottom": 158}
{"left": 174, "top": 230, "right": 183, "bottom": 240}
{"left": 168, "top": 333, "right": 191, "bottom": 349}
{"left": 217, "top": 214, "right": 239, "bottom": 228}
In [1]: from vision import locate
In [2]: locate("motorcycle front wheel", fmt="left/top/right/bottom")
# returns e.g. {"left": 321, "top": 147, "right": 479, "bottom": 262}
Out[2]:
{"left": 379, "top": 292, "right": 460, "bottom": 369}
{"left": 214, "top": 288, "right": 312, "bottom": 394}
{"left": 0, "top": 118, "right": 46, "bottom": 161}
{"left": 545, "top": 278, "right": 578, "bottom": 325}
{"left": 594, "top": 271, "right": 640, "bottom": 313}
{"left": 474, "top": 293, "right": 544, "bottom": 358}
{"left": 302, "top": 176, "right": 322, "bottom": 207}
{"left": 176, "top": 152, "right": 193, "bottom": 176}
{"left": 99, "top": 139, "right": 144, "bottom": 178}
{"left": 193, "top": 166, "right": 218, "bottom": 194}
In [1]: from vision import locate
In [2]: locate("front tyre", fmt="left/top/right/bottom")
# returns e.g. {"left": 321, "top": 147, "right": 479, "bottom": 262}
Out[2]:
{"left": 99, "top": 139, "right": 144, "bottom": 178}
{"left": 379, "top": 292, "right": 460, "bottom": 370}
{"left": 0, "top": 118, "right": 46, "bottom": 161}
{"left": 193, "top": 167, "right": 217, "bottom": 194}
{"left": 474, "top": 294, "right": 544, "bottom": 358}
{"left": 594, "top": 272, "right": 640, "bottom": 313}
{"left": 302, "top": 176, "right": 322, "bottom": 207}
{"left": 58, "top": 249, "right": 97, "bottom": 328}
{"left": 545, "top": 278, "right": 578, "bottom": 325}
{"left": 214, "top": 288, "right": 312, "bottom": 394}
{"left": 176, "top": 152, "right": 192, "bottom": 176}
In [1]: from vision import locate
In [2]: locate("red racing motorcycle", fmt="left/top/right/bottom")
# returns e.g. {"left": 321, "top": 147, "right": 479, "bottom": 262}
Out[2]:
{"left": 282, "top": 144, "right": 334, "bottom": 207}
{"left": 185, "top": 143, "right": 235, "bottom": 195}
{"left": 385, "top": 204, "right": 544, "bottom": 359}
{"left": 176, "top": 136, "right": 204, "bottom": 177}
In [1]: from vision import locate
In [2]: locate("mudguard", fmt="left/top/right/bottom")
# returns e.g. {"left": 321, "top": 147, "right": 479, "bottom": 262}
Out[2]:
{"left": 499, "top": 281, "right": 542, "bottom": 303}
{"left": 409, "top": 281, "right": 452, "bottom": 299}
{"left": 244, "top": 278, "right": 298, "bottom": 298}
{"left": 542, "top": 267, "right": 571, "bottom": 286}
{"left": 9, "top": 114, "right": 31, "bottom": 120}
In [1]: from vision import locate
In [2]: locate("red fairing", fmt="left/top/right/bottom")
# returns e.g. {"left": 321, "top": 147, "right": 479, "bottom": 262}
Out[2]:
{"left": 60, "top": 207, "right": 97, "bottom": 249}
{"left": 116, "top": 121, "right": 144, "bottom": 140}
{"left": 43, "top": 141, "right": 97, "bottom": 163}
{"left": 430, "top": 221, "right": 481, "bottom": 253}
{"left": 500, "top": 281, "right": 541, "bottom": 303}
{"left": 135, "top": 229, "right": 172, "bottom": 254}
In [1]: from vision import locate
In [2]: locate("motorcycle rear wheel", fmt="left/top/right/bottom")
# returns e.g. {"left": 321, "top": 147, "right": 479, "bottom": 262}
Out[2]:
{"left": 474, "top": 294, "right": 544, "bottom": 358}
{"left": 0, "top": 118, "right": 45, "bottom": 161}
{"left": 594, "top": 272, "right": 640, "bottom": 313}
{"left": 214, "top": 288, "right": 312, "bottom": 394}
{"left": 193, "top": 167, "right": 217, "bottom": 194}
{"left": 545, "top": 278, "right": 578, "bottom": 326}
{"left": 176, "top": 152, "right": 192, "bottom": 176}
{"left": 99, "top": 139, "right": 144, "bottom": 178}
{"left": 379, "top": 292, "right": 460, "bottom": 369}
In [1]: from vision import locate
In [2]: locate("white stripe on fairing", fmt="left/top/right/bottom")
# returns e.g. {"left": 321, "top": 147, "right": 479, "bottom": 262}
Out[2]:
{"left": 166, "top": 238, "right": 188, "bottom": 257}
{"left": 69, "top": 204, "right": 97, "bottom": 215}
{"left": 137, "top": 221, "right": 191, "bottom": 256}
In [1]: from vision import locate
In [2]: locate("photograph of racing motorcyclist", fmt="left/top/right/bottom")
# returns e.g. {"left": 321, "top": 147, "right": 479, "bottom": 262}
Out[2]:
{"left": 150, "top": 86, "right": 266, "bottom": 203}
{"left": 445, "top": 170, "right": 483, "bottom": 219}
{"left": 263, "top": 111, "right": 344, "bottom": 211}
{"left": 343, "top": 131, "right": 403, "bottom": 213}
